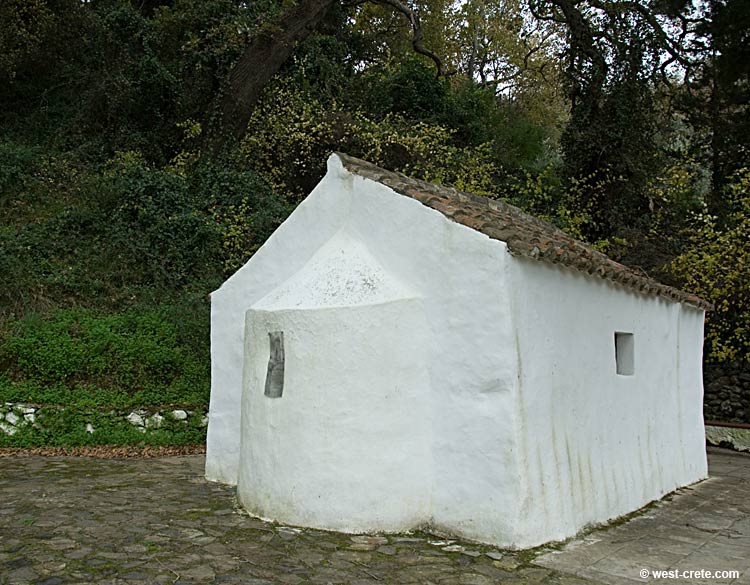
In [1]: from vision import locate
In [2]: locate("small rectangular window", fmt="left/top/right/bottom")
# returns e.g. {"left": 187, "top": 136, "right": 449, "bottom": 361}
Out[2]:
{"left": 264, "top": 331, "right": 285, "bottom": 398}
{"left": 615, "top": 332, "right": 634, "bottom": 376}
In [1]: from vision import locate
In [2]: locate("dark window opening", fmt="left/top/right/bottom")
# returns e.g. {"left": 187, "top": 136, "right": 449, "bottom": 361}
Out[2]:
{"left": 264, "top": 331, "right": 285, "bottom": 398}
{"left": 615, "top": 332, "right": 634, "bottom": 376}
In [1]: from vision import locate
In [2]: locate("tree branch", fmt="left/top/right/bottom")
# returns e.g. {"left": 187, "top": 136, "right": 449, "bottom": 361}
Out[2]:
{"left": 586, "top": 0, "right": 695, "bottom": 68}
{"left": 546, "top": 0, "right": 609, "bottom": 95}
{"left": 208, "top": 0, "right": 337, "bottom": 153}
{"left": 369, "top": 0, "right": 453, "bottom": 77}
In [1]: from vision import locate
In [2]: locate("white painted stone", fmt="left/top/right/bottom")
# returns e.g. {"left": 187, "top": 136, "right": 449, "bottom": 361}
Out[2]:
{"left": 706, "top": 425, "right": 750, "bottom": 452}
{"left": 126, "top": 412, "right": 144, "bottom": 427}
{"left": 5, "top": 412, "right": 20, "bottom": 426}
{"left": 171, "top": 409, "right": 188, "bottom": 421}
{"left": 207, "top": 153, "right": 708, "bottom": 549}
{"left": 19, "top": 405, "right": 36, "bottom": 415}
{"left": 146, "top": 413, "right": 164, "bottom": 429}
{"left": 238, "top": 235, "right": 433, "bottom": 532}
{"left": 0, "top": 422, "right": 17, "bottom": 435}
{"left": 199, "top": 415, "right": 208, "bottom": 427}
{"left": 24, "top": 413, "right": 35, "bottom": 424}
{"left": 85, "top": 423, "right": 95, "bottom": 434}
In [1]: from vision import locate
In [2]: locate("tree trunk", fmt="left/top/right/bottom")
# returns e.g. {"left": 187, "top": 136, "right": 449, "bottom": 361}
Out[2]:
{"left": 209, "top": 0, "right": 337, "bottom": 153}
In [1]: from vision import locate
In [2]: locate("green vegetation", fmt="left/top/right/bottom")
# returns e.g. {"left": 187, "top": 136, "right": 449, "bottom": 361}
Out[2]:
{"left": 1, "top": 0, "right": 749, "bottom": 443}
{"left": 0, "top": 306, "right": 209, "bottom": 447}
{"left": 0, "top": 307, "right": 208, "bottom": 409}
{"left": 670, "top": 169, "right": 750, "bottom": 363}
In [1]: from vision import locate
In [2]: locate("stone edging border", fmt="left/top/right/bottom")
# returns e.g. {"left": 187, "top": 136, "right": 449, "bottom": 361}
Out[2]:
{"left": 1, "top": 402, "right": 208, "bottom": 437}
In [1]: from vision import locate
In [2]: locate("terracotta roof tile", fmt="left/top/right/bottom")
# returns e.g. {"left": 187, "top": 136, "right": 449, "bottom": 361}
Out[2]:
{"left": 336, "top": 153, "right": 711, "bottom": 311}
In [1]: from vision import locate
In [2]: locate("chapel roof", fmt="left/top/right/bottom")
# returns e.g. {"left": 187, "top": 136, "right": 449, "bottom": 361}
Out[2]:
{"left": 336, "top": 153, "right": 711, "bottom": 310}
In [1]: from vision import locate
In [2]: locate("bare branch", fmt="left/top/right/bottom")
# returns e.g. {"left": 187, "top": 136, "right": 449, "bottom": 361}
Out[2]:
{"left": 586, "top": 0, "right": 694, "bottom": 68}
{"left": 528, "top": 0, "right": 567, "bottom": 25}
{"left": 369, "top": 0, "right": 454, "bottom": 77}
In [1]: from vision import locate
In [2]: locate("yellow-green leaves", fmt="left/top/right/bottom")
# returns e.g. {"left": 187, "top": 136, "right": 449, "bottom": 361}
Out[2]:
{"left": 0, "top": 0, "right": 53, "bottom": 80}
{"left": 670, "top": 169, "right": 750, "bottom": 363}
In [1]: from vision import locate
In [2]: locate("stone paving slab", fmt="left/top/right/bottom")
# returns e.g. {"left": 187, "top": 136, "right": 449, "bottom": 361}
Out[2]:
{"left": 536, "top": 448, "right": 750, "bottom": 585}
{"left": 0, "top": 448, "right": 747, "bottom": 584}
{"left": 0, "top": 454, "right": 594, "bottom": 584}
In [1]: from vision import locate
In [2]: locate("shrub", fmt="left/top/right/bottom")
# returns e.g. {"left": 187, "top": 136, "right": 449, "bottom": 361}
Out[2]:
{"left": 89, "top": 151, "right": 220, "bottom": 288}
{"left": 669, "top": 168, "right": 750, "bottom": 363}
{"left": 0, "top": 141, "right": 39, "bottom": 201}
{"left": 192, "top": 164, "right": 291, "bottom": 276}
{"left": 0, "top": 306, "right": 209, "bottom": 409}
{"left": 240, "top": 82, "right": 502, "bottom": 199}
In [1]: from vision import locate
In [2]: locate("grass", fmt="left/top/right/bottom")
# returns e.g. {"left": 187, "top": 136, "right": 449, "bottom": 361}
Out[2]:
{"left": 0, "top": 305, "right": 210, "bottom": 447}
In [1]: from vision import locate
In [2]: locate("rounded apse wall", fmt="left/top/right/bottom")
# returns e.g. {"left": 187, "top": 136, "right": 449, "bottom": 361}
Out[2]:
{"left": 237, "top": 298, "right": 431, "bottom": 533}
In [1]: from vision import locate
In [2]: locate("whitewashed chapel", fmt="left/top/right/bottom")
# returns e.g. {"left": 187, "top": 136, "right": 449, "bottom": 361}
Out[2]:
{"left": 206, "top": 152, "right": 709, "bottom": 548}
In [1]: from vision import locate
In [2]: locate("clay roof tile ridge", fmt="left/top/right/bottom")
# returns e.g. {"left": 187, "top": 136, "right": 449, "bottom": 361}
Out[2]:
{"left": 334, "top": 152, "right": 711, "bottom": 311}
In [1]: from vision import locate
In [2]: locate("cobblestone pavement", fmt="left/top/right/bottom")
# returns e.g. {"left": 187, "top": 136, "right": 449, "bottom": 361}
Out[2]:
{"left": 0, "top": 448, "right": 747, "bottom": 585}
{"left": 0, "top": 454, "right": 593, "bottom": 585}
{"left": 537, "top": 448, "right": 750, "bottom": 584}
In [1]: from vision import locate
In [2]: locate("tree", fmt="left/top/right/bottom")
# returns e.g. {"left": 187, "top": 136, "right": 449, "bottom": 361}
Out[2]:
{"left": 456, "top": 0, "right": 560, "bottom": 96}
{"left": 709, "top": 0, "right": 750, "bottom": 190}
{"left": 0, "top": 0, "right": 54, "bottom": 81}
{"left": 211, "top": 0, "right": 338, "bottom": 149}
{"left": 211, "top": 0, "right": 450, "bottom": 152}
{"left": 681, "top": 0, "right": 750, "bottom": 219}
{"left": 527, "top": 0, "right": 702, "bottom": 240}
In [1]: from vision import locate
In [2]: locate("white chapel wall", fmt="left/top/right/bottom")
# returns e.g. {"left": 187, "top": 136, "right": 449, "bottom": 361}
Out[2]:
{"left": 508, "top": 258, "right": 708, "bottom": 547}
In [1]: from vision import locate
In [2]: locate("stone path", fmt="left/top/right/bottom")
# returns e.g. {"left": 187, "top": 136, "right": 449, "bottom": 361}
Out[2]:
{"left": 0, "top": 448, "right": 747, "bottom": 584}
{"left": 0, "top": 455, "right": 591, "bottom": 585}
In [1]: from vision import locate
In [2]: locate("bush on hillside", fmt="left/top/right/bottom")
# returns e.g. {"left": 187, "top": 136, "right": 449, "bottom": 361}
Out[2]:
{"left": 670, "top": 168, "right": 750, "bottom": 364}
{"left": 0, "top": 306, "right": 209, "bottom": 409}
